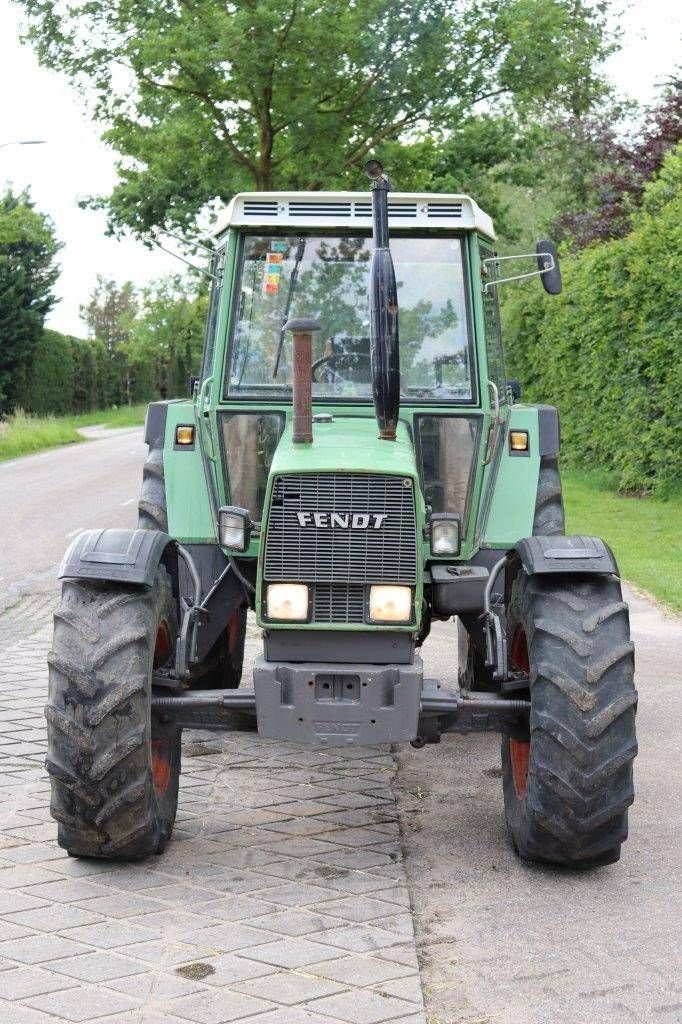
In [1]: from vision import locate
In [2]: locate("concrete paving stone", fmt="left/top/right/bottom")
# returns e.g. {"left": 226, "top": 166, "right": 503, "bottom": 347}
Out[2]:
{"left": 193, "top": 953, "right": 273, "bottom": 987}
{"left": 217, "top": 810, "right": 291, "bottom": 828}
{"left": 309, "top": 851, "right": 391, "bottom": 871}
{"left": 318, "top": 810, "right": 396, "bottom": 828}
{"left": 117, "top": 940, "right": 203, "bottom": 968}
{"left": 238, "top": 938, "right": 339, "bottom": 970}
{"left": 160, "top": 988, "right": 275, "bottom": 1023}
{"left": 72, "top": 894, "right": 167, "bottom": 919}
{"left": 371, "top": 946, "right": 419, "bottom": 969}
{"left": 249, "top": 884, "right": 334, "bottom": 908}
{"left": 327, "top": 828, "right": 398, "bottom": 849}
{"left": 0, "top": 866, "right": 60, "bottom": 889}
{"left": 92, "top": 869, "right": 177, "bottom": 892}
{"left": 105, "top": 970, "right": 208, "bottom": 1001}
{"left": 0, "top": 923, "right": 37, "bottom": 942}
{"left": 319, "top": 925, "right": 407, "bottom": 954}
{"left": 187, "top": 896, "right": 277, "bottom": 923}
{"left": 26, "top": 986, "right": 140, "bottom": 1021}
{"left": 232, "top": 969, "right": 346, "bottom": 1005}
{"left": 315, "top": 896, "right": 407, "bottom": 924}
{"left": 0, "top": 965, "right": 78, "bottom": 999}
{"left": 179, "top": 922, "right": 278, "bottom": 954}
{"left": 0, "top": 934, "right": 91, "bottom": 965}
{"left": 257, "top": 819, "right": 340, "bottom": 838}
{"left": 1, "top": 845, "right": 65, "bottom": 865}
{"left": 371, "top": 975, "right": 424, "bottom": 1004}
{"left": 0, "top": 998, "right": 62, "bottom": 1024}
{"left": 47, "top": 952, "right": 148, "bottom": 983}
{"left": 6, "top": 905, "right": 104, "bottom": 933}
{"left": 60, "top": 920, "right": 160, "bottom": 949}
{"left": 264, "top": 802, "right": 338, "bottom": 818}
{"left": 255, "top": 839, "right": 340, "bottom": 859}
{"left": 242, "top": 1009, "right": 341, "bottom": 1024}
{"left": 307, "top": 954, "right": 413, "bottom": 987}
{"left": 303, "top": 988, "right": 416, "bottom": 1023}
{"left": 247, "top": 909, "right": 337, "bottom": 938}
{"left": 21, "top": 880, "right": 113, "bottom": 904}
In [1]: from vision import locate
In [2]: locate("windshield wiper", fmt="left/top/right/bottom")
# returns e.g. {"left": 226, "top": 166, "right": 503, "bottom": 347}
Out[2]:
{"left": 273, "top": 236, "right": 306, "bottom": 379}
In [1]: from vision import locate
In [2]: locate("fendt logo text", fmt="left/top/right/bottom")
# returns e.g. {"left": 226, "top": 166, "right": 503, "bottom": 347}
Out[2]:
{"left": 296, "top": 511, "right": 388, "bottom": 530}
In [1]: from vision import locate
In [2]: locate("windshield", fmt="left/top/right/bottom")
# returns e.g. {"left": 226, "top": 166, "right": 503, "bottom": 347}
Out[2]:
{"left": 226, "top": 233, "right": 472, "bottom": 401}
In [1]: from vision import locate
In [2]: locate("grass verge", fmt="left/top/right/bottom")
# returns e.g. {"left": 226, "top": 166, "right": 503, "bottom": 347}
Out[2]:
{"left": 563, "top": 469, "right": 682, "bottom": 613}
{"left": 0, "top": 406, "right": 147, "bottom": 461}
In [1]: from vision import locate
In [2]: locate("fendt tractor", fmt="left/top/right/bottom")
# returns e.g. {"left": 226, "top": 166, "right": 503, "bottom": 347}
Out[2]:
{"left": 46, "top": 163, "right": 637, "bottom": 868}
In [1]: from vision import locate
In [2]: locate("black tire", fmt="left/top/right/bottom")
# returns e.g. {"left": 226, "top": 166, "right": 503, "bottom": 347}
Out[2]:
{"left": 46, "top": 567, "right": 181, "bottom": 860}
{"left": 533, "top": 455, "right": 564, "bottom": 536}
{"left": 501, "top": 570, "right": 637, "bottom": 868}
{"left": 138, "top": 448, "right": 167, "bottom": 532}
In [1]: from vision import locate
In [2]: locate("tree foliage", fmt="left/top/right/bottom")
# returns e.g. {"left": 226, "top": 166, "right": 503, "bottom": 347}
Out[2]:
{"left": 503, "top": 143, "right": 682, "bottom": 496}
{"left": 0, "top": 188, "right": 60, "bottom": 413}
{"left": 19, "top": 0, "right": 614, "bottom": 235}
{"left": 550, "top": 76, "right": 682, "bottom": 247}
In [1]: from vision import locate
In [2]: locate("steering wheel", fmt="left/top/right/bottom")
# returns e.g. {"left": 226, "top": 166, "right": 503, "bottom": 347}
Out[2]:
{"left": 311, "top": 350, "right": 371, "bottom": 386}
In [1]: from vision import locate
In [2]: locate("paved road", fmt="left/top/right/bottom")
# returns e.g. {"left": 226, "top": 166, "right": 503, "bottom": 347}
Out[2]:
{"left": 0, "top": 428, "right": 147, "bottom": 610}
{"left": 0, "top": 432, "right": 679, "bottom": 1024}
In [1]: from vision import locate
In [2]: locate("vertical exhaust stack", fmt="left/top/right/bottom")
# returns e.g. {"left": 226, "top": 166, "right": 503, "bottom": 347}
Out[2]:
{"left": 365, "top": 160, "right": 400, "bottom": 441}
{"left": 283, "top": 317, "right": 321, "bottom": 444}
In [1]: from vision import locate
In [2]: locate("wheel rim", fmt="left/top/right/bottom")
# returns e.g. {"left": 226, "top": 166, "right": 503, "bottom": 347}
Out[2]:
{"left": 509, "top": 625, "right": 530, "bottom": 800}
{"left": 152, "top": 620, "right": 173, "bottom": 797}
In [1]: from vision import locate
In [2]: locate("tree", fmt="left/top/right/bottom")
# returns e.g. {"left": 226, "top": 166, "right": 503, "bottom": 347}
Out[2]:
{"left": 126, "top": 278, "right": 206, "bottom": 398}
{"left": 0, "top": 188, "right": 60, "bottom": 413}
{"left": 19, "top": 0, "right": 614, "bottom": 236}
{"left": 551, "top": 75, "right": 682, "bottom": 247}
{"left": 81, "top": 276, "right": 138, "bottom": 405}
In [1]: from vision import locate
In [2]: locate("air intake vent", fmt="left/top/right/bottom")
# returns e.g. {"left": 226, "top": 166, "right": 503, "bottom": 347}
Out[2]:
{"left": 353, "top": 202, "right": 417, "bottom": 218}
{"left": 288, "top": 201, "right": 352, "bottom": 217}
{"left": 243, "top": 200, "right": 279, "bottom": 217}
{"left": 427, "top": 202, "right": 463, "bottom": 219}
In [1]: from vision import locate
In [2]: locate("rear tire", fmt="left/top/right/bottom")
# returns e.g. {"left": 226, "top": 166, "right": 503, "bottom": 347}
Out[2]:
{"left": 138, "top": 448, "right": 167, "bottom": 532}
{"left": 46, "top": 567, "right": 181, "bottom": 860}
{"left": 501, "top": 570, "right": 637, "bottom": 868}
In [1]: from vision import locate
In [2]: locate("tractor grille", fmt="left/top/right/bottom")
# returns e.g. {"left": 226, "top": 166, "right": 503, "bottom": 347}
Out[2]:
{"left": 264, "top": 473, "right": 418, "bottom": 624}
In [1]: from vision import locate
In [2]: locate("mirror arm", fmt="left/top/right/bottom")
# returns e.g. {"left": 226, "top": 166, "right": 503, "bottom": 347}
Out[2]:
{"left": 481, "top": 253, "right": 556, "bottom": 292}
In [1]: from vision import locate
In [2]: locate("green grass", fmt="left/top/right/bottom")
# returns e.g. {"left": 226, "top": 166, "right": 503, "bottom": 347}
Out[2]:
{"left": 563, "top": 469, "right": 682, "bottom": 613}
{"left": 0, "top": 405, "right": 147, "bottom": 461}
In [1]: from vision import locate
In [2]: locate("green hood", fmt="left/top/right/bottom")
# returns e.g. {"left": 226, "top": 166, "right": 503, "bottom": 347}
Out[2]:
{"left": 269, "top": 415, "right": 418, "bottom": 479}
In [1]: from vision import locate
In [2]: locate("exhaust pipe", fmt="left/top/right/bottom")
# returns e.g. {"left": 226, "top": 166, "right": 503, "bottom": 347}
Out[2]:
{"left": 283, "top": 317, "right": 321, "bottom": 444}
{"left": 365, "top": 159, "right": 399, "bottom": 441}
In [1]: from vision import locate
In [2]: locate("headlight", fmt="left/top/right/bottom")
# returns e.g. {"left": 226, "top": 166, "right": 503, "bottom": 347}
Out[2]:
{"left": 266, "top": 583, "right": 309, "bottom": 621}
{"left": 368, "top": 585, "right": 412, "bottom": 623}
{"left": 430, "top": 513, "right": 461, "bottom": 556}
{"left": 218, "top": 506, "right": 251, "bottom": 552}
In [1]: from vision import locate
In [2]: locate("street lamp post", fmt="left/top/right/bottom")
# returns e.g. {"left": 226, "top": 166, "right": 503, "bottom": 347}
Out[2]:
{"left": 0, "top": 140, "right": 46, "bottom": 151}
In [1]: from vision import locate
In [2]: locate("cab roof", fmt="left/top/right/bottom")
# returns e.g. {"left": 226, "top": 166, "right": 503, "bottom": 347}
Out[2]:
{"left": 212, "top": 191, "right": 495, "bottom": 241}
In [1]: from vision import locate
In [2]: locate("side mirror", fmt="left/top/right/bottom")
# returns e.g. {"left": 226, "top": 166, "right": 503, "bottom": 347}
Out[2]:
{"left": 188, "top": 375, "right": 199, "bottom": 397}
{"left": 536, "top": 240, "right": 562, "bottom": 295}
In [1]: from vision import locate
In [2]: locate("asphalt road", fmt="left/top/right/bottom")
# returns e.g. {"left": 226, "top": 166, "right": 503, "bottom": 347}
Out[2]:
{"left": 0, "top": 430, "right": 680, "bottom": 1023}
{"left": 0, "top": 427, "right": 146, "bottom": 609}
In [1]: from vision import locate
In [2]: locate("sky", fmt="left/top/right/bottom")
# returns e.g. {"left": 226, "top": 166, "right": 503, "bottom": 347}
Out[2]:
{"left": 0, "top": 0, "right": 680, "bottom": 337}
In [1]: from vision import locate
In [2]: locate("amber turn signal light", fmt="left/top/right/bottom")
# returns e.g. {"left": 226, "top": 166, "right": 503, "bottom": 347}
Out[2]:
{"left": 509, "top": 430, "right": 529, "bottom": 452}
{"left": 175, "top": 425, "right": 195, "bottom": 446}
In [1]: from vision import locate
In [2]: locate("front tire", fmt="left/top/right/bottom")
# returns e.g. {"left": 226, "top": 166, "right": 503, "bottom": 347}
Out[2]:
{"left": 501, "top": 570, "right": 637, "bottom": 867}
{"left": 46, "top": 567, "right": 181, "bottom": 860}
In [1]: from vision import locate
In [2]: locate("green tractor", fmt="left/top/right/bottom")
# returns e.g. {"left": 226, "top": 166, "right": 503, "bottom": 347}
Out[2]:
{"left": 46, "top": 163, "right": 637, "bottom": 867}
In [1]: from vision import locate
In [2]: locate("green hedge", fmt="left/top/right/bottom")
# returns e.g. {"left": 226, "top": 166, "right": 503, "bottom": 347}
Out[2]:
{"left": 503, "top": 144, "right": 682, "bottom": 496}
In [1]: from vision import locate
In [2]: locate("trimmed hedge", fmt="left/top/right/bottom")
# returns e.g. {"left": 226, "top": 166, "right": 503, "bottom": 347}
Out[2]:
{"left": 503, "top": 144, "right": 682, "bottom": 496}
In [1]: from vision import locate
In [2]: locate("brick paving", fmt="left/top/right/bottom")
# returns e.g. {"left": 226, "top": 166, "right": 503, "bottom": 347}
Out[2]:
{"left": 0, "top": 599, "right": 426, "bottom": 1024}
